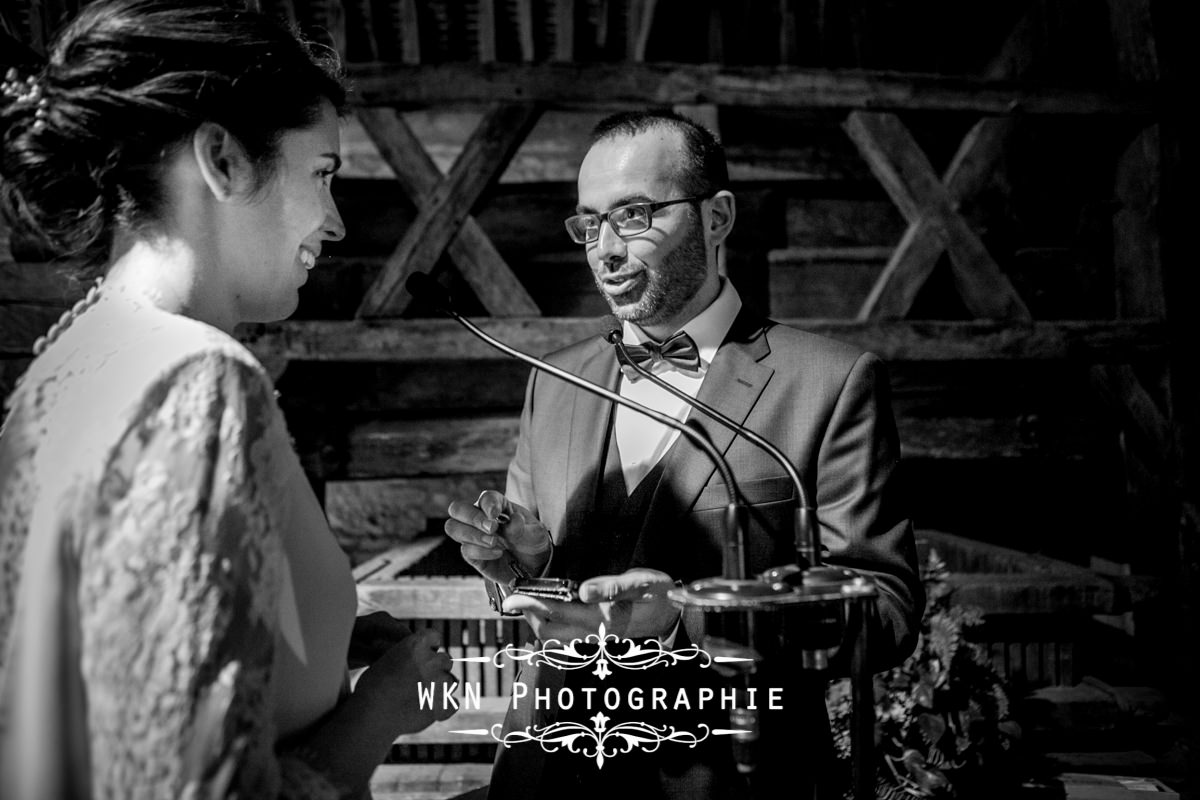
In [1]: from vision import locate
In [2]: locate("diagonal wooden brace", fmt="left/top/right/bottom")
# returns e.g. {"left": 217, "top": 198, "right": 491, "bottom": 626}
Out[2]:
{"left": 845, "top": 110, "right": 1031, "bottom": 321}
{"left": 356, "top": 107, "right": 539, "bottom": 317}
{"left": 858, "top": 116, "right": 1015, "bottom": 319}
{"left": 357, "top": 102, "right": 543, "bottom": 318}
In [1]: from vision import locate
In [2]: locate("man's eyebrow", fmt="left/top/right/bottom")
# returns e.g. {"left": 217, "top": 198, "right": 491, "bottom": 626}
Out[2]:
{"left": 322, "top": 153, "right": 343, "bottom": 172}
{"left": 575, "top": 193, "right": 654, "bottom": 215}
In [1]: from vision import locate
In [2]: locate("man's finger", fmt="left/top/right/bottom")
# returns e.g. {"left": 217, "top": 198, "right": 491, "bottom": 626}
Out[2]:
{"left": 447, "top": 499, "right": 491, "bottom": 529}
{"left": 500, "top": 593, "right": 555, "bottom": 619}
{"left": 445, "top": 518, "right": 504, "bottom": 552}
{"left": 473, "top": 489, "right": 509, "bottom": 519}
{"left": 578, "top": 570, "right": 672, "bottom": 603}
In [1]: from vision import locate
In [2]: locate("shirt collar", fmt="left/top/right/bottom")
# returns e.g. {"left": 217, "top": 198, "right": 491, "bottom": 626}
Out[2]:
{"left": 622, "top": 279, "right": 743, "bottom": 371}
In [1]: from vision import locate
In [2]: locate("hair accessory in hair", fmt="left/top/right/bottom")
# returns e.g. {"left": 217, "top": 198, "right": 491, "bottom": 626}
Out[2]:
{"left": 2, "top": 67, "right": 49, "bottom": 130}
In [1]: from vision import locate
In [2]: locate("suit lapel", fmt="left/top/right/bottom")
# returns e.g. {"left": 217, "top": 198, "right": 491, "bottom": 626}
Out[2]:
{"left": 559, "top": 339, "right": 619, "bottom": 542}
{"left": 642, "top": 311, "right": 774, "bottom": 540}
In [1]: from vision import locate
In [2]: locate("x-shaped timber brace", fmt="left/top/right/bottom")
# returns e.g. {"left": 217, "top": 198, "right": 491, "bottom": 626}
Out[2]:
{"left": 355, "top": 103, "right": 543, "bottom": 318}
{"left": 844, "top": 110, "right": 1030, "bottom": 322}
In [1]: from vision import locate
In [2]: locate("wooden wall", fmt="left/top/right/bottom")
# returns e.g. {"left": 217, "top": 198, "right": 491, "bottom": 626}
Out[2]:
{"left": 2, "top": 0, "right": 1194, "bottom": 693}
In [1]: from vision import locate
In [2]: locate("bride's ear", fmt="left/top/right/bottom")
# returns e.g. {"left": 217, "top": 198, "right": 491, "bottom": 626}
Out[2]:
{"left": 192, "top": 123, "right": 253, "bottom": 201}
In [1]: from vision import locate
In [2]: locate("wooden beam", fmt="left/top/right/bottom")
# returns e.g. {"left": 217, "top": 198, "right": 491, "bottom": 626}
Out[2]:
{"left": 1105, "top": 0, "right": 1159, "bottom": 84}
{"left": 238, "top": 317, "right": 1167, "bottom": 365}
{"left": 355, "top": 108, "right": 539, "bottom": 316}
{"left": 857, "top": 116, "right": 1015, "bottom": 319}
{"left": 345, "top": 416, "right": 520, "bottom": 478}
{"left": 477, "top": 0, "right": 496, "bottom": 63}
{"left": 326, "top": 472, "right": 507, "bottom": 546}
{"left": 345, "top": 63, "right": 1154, "bottom": 116}
{"left": 356, "top": 103, "right": 542, "bottom": 317}
{"left": 338, "top": 410, "right": 1104, "bottom": 479}
{"left": 515, "top": 0, "right": 535, "bottom": 62}
{"left": 552, "top": 0, "right": 574, "bottom": 61}
{"left": 1089, "top": 364, "right": 1171, "bottom": 465}
{"left": 398, "top": 0, "right": 420, "bottom": 64}
{"left": 357, "top": 575, "right": 495, "bottom": 620}
{"left": 844, "top": 111, "right": 1031, "bottom": 321}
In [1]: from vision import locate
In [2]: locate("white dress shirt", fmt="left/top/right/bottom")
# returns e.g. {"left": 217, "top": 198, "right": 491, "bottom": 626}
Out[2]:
{"left": 615, "top": 279, "right": 743, "bottom": 492}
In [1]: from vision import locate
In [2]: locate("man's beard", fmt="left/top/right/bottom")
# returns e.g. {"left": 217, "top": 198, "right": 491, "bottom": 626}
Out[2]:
{"left": 598, "top": 213, "right": 708, "bottom": 329}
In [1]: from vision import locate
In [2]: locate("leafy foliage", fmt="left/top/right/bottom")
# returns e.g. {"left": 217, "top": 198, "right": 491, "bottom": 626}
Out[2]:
{"left": 827, "top": 548, "right": 1022, "bottom": 798}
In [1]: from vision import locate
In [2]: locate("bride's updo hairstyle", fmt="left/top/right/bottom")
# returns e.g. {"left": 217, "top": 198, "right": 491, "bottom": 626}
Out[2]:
{"left": 0, "top": 0, "right": 346, "bottom": 266}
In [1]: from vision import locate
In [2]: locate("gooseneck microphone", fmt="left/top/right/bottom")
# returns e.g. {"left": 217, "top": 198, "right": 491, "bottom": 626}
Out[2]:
{"left": 404, "top": 272, "right": 752, "bottom": 580}
{"left": 604, "top": 322, "right": 822, "bottom": 569}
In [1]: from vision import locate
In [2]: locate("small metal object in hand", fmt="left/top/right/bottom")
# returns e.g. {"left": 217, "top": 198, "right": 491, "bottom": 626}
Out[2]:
{"left": 509, "top": 576, "right": 580, "bottom": 602}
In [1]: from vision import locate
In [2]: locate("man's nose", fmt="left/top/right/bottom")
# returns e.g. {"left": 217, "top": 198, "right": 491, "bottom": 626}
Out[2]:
{"left": 593, "top": 219, "right": 626, "bottom": 266}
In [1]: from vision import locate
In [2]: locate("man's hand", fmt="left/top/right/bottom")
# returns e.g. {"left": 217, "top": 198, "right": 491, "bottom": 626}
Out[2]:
{"left": 502, "top": 568, "right": 679, "bottom": 642}
{"left": 445, "top": 490, "right": 552, "bottom": 583}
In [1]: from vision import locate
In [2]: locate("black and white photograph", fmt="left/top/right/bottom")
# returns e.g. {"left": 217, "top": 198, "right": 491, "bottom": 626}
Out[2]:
{"left": 1, "top": 2, "right": 1196, "bottom": 798}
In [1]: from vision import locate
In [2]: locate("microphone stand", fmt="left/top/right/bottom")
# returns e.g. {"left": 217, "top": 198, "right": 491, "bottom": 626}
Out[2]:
{"left": 405, "top": 273, "right": 777, "bottom": 586}
{"left": 610, "top": 332, "right": 878, "bottom": 800}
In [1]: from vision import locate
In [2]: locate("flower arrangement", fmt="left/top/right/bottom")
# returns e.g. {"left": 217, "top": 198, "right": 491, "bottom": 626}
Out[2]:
{"left": 827, "top": 547, "right": 1024, "bottom": 798}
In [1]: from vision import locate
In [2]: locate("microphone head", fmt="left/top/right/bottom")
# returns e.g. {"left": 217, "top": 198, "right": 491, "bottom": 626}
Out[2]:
{"left": 405, "top": 272, "right": 453, "bottom": 312}
{"left": 599, "top": 315, "right": 622, "bottom": 344}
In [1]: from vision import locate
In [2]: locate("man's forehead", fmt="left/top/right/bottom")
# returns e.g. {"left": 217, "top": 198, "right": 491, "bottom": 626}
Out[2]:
{"left": 577, "top": 129, "right": 683, "bottom": 203}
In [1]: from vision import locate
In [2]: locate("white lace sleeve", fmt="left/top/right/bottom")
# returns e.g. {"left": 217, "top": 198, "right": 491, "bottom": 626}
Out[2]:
{"left": 75, "top": 351, "right": 345, "bottom": 799}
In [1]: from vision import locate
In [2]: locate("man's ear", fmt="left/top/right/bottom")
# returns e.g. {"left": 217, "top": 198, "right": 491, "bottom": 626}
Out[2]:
{"left": 192, "top": 122, "right": 252, "bottom": 202}
{"left": 706, "top": 190, "right": 736, "bottom": 248}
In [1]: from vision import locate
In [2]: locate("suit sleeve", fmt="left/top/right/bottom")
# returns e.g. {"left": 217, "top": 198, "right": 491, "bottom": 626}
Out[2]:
{"left": 817, "top": 351, "right": 923, "bottom": 672}
{"left": 505, "top": 367, "right": 540, "bottom": 517}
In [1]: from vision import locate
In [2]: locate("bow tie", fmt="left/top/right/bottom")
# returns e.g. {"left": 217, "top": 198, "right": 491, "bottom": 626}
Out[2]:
{"left": 615, "top": 331, "right": 702, "bottom": 379}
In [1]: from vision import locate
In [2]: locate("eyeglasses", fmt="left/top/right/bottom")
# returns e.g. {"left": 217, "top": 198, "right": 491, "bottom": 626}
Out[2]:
{"left": 563, "top": 196, "right": 710, "bottom": 245}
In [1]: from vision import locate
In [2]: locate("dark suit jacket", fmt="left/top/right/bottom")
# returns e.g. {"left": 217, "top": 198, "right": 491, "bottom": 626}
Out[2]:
{"left": 488, "top": 309, "right": 924, "bottom": 800}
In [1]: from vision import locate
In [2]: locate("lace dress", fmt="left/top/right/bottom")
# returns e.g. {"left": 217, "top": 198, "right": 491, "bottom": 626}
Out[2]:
{"left": 0, "top": 290, "right": 358, "bottom": 798}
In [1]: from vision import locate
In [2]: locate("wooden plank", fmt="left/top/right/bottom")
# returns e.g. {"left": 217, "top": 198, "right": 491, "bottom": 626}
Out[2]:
{"left": 857, "top": 116, "right": 1015, "bottom": 320}
{"left": 278, "top": 359, "right": 531, "bottom": 413}
{"left": 237, "top": 317, "right": 1168, "bottom": 365}
{"left": 843, "top": 111, "right": 1031, "bottom": 321}
{"left": 1105, "top": 0, "right": 1159, "bottom": 84}
{"left": 356, "top": 575, "right": 495, "bottom": 619}
{"left": 630, "top": 0, "right": 657, "bottom": 62}
{"left": 515, "top": 0, "right": 534, "bottom": 61}
{"left": 552, "top": 0, "right": 574, "bottom": 61}
{"left": 397, "top": 0, "right": 420, "bottom": 64}
{"left": 345, "top": 415, "right": 520, "bottom": 478}
{"left": 344, "top": 63, "right": 1154, "bottom": 116}
{"left": 948, "top": 570, "right": 1117, "bottom": 614}
{"left": 477, "top": 0, "right": 496, "bottom": 62}
{"left": 334, "top": 415, "right": 1095, "bottom": 485}
{"left": 898, "top": 415, "right": 1096, "bottom": 461}
{"left": 327, "top": 472, "right": 508, "bottom": 546}
{"left": 370, "top": 762, "right": 491, "bottom": 800}
{"left": 1113, "top": 126, "right": 1165, "bottom": 318}
{"left": 354, "top": 107, "right": 539, "bottom": 317}
{"left": 1089, "top": 364, "right": 1171, "bottom": 463}
{"left": 357, "top": 103, "right": 543, "bottom": 317}
{"left": 769, "top": 248, "right": 886, "bottom": 318}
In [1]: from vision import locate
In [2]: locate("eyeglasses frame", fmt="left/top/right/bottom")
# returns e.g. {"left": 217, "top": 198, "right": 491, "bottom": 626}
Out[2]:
{"left": 563, "top": 195, "right": 712, "bottom": 245}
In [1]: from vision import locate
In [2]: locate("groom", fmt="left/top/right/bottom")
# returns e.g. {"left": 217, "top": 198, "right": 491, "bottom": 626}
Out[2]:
{"left": 445, "top": 109, "right": 923, "bottom": 800}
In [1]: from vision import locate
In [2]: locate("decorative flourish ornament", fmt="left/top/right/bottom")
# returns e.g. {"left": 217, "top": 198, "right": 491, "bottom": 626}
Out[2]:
{"left": 488, "top": 622, "right": 713, "bottom": 679}
{"left": 492, "top": 716, "right": 713, "bottom": 769}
